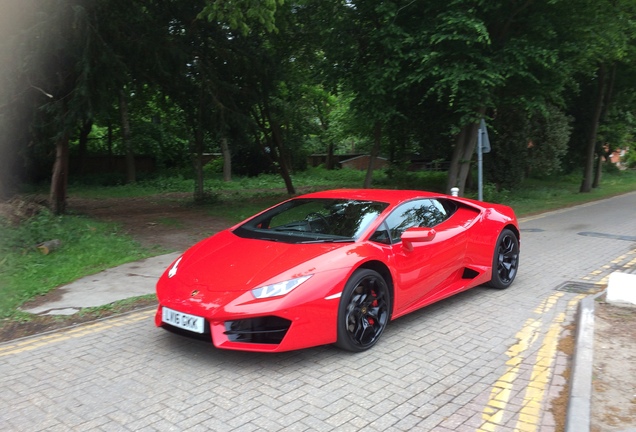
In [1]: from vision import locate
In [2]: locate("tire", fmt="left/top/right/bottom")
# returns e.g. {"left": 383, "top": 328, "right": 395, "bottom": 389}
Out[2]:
{"left": 336, "top": 269, "right": 391, "bottom": 352}
{"left": 488, "top": 228, "right": 519, "bottom": 289}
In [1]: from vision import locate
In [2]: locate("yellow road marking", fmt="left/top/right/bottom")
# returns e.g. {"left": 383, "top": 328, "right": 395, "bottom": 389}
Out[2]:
{"left": 533, "top": 293, "right": 563, "bottom": 314}
{"left": 0, "top": 309, "right": 154, "bottom": 357}
{"left": 478, "top": 247, "right": 636, "bottom": 431}
{"left": 513, "top": 296, "right": 584, "bottom": 431}
{"left": 478, "top": 293, "right": 564, "bottom": 431}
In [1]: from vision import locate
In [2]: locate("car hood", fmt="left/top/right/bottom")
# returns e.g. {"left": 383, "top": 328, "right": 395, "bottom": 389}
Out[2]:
{"left": 164, "top": 230, "right": 347, "bottom": 292}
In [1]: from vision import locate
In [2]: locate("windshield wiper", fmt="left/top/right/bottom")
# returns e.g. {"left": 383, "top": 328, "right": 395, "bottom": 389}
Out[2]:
{"left": 300, "top": 238, "right": 354, "bottom": 244}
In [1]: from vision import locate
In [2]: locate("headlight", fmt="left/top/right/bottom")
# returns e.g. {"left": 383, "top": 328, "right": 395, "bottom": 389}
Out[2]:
{"left": 168, "top": 257, "right": 183, "bottom": 278}
{"left": 252, "top": 275, "right": 312, "bottom": 299}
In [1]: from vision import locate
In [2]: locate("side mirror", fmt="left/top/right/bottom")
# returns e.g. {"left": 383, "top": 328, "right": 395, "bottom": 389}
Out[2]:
{"left": 401, "top": 227, "right": 436, "bottom": 252}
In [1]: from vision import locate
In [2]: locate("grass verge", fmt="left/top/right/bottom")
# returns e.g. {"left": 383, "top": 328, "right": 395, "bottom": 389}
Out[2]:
{"left": 0, "top": 295, "right": 158, "bottom": 343}
{"left": 0, "top": 210, "right": 157, "bottom": 319}
{"left": 472, "top": 170, "right": 636, "bottom": 216}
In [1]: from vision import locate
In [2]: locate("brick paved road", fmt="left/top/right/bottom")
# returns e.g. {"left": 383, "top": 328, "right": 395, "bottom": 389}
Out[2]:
{"left": 2, "top": 192, "right": 635, "bottom": 431}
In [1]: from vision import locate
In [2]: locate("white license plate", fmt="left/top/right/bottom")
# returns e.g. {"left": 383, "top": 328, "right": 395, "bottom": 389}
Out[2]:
{"left": 162, "top": 307, "right": 205, "bottom": 334}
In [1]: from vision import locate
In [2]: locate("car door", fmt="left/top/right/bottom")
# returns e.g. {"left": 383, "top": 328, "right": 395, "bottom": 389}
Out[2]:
{"left": 375, "top": 199, "right": 470, "bottom": 315}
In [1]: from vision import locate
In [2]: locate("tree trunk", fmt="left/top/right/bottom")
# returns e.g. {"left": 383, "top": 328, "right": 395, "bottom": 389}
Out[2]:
{"left": 49, "top": 131, "right": 70, "bottom": 215}
{"left": 446, "top": 122, "right": 480, "bottom": 196}
{"left": 37, "top": 239, "right": 62, "bottom": 255}
{"left": 457, "top": 123, "right": 480, "bottom": 194}
{"left": 592, "top": 152, "right": 603, "bottom": 188}
{"left": 119, "top": 90, "right": 135, "bottom": 183}
{"left": 270, "top": 120, "right": 296, "bottom": 195}
{"left": 193, "top": 129, "right": 205, "bottom": 202}
{"left": 107, "top": 121, "right": 114, "bottom": 172}
{"left": 77, "top": 119, "right": 92, "bottom": 175}
{"left": 326, "top": 141, "right": 335, "bottom": 170}
{"left": 278, "top": 158, "right": 295, "bottom": 195}
{"left": 580, "top": 64, "right": 607, "bottom": 193}
{"left": 193, "top": 91, "right": 205, "bottom": 202}
{"left": 363, "top": 121, "right": 382, "bottom": 188}
{"left": 446, "top": 108, "right": 485, "bottom": 196}
{"left": 220, "top": 136, "right": 232, "bottom": 182}
{"left": 252, "top": 99, "right": 295, "bottom": 195}
{"left": 592, "top": 64, "right": 616, "bottom": 189}
{"left": 317, "top": 100, "right": 335, "bottom": 170}
{"left": 260, "top": 97, "right": 295, "bottom": 195}
{"left": 446, "top": 125, "right": 468, "bottom": 194}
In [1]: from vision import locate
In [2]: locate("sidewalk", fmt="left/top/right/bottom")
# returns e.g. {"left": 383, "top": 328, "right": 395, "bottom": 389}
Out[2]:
{"left": 20, "top": 252, "right": 180, "bottom": 316}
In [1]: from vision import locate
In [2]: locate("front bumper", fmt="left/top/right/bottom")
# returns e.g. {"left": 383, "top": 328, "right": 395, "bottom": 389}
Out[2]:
{"left": 155, "top": 270, "right": 348, "bottom": 352}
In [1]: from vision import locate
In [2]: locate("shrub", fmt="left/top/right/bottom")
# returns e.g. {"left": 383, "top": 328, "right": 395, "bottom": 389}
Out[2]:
{"left": 623, "top": 147, "right": 636, "bottom": 169}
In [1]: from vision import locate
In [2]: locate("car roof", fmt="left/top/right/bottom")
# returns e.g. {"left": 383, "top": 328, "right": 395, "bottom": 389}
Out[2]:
{"left": 296, "top": 189, "right": 444, "bottom": 206}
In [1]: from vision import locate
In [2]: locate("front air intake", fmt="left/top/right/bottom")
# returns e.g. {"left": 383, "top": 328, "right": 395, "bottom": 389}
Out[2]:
{"left": 224, "top": 316, "right": 291, "bottom": 344}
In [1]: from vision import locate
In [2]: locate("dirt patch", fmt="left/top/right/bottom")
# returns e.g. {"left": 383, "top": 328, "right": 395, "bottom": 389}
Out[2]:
{"left": 0, "top": 195, "right": 48, "bottom": 224}
{"left": 550, "top": 324, "right": 575, "bottom": 432}
{"left": 591, "top": 301, "right": 636, "bottom": 432}
{"left": 68, "top": 194, "right": 232, "bottom": 251}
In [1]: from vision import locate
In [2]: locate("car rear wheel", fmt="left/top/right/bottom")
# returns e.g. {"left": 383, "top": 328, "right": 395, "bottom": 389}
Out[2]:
{"left": 336, "top": 269, "right": 390, "bottom": 352}
{"left": 488, "top": 228, "right": 519, "bottom": 289}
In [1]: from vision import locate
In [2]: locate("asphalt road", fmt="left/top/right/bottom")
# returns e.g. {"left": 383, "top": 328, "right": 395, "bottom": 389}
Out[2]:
{"left": 2, "top": 192, "right": 635, "bottom": 431}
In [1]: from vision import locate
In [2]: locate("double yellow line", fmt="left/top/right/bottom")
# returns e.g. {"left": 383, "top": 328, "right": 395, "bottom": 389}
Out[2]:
{"left": 478, "top": 293, "right": 583, "bottom": 432}
{"left": 0, "top": 309, "right": 155, "bottom": 358}
{"left": 479, "top": 247, "right": 636, "bottom": 431}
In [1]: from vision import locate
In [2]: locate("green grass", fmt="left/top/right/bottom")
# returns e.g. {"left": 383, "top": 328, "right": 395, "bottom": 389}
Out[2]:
{"left": 189, "top": 168, "right": 636, "bottom": 221}
{"left": 63, "top": 166, "right": 449, "bottom": 198}
{"left": 0, "top": 210, "right": 156, "bottom": 319}
{"left": 75, "top": 294, "right": 157, "bottom": 317}
{"left": 65, "top": 167, "right": 381, "bottom": 199}
{"left": 481, "top": 170, "right": 636, "bottom": 217}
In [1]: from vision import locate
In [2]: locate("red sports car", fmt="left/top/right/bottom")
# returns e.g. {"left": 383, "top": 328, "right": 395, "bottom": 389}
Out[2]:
{"left": 155, "top": 189, "right": 519, "bottom": 353}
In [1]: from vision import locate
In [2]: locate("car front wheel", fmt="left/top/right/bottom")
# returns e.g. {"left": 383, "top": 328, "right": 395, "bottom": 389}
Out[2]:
{"left": 336, "top": 269, "right": 390, "bottom": 352}
{"left": 488, "top": 228, "right": 519, "bottom": 289}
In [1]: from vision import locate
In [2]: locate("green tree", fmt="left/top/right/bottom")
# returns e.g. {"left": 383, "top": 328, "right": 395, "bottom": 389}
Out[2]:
{"left": 316, "top": 0, "right": 585, "bottom": 193}
{"left": 573, "top": 0, "right": 636, "bottom": 192}
{"left": 1, "top": 0, "right": 161, "bottom": 209}
{"left": 199, "top": 0, "right": 284, "bottom": 35}
{"left": 526, "top": 105, "right": 572, "bottom": 178}
{"left": 317, "top": 1, "right": 410, "bottom": 187}
{"left": 9, "top": 1, "right": 102, "bottom": 213}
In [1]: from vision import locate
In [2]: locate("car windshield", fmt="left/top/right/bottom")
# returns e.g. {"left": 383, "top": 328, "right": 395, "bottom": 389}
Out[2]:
{"left": 233, "top": 198, "right": 389, "bottom": 243}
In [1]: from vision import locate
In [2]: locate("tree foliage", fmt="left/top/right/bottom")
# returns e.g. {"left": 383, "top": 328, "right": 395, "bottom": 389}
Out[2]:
{"left": 2, "top": 0, "right": 636, "bottom": 209}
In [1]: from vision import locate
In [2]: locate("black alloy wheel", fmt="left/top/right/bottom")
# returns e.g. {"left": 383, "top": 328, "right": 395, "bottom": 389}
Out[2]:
{"left": 336, "top": 269, "right": 390, "bottom": 352}
{"left": 488, "top": 228, "right": 519, "bottom": 289}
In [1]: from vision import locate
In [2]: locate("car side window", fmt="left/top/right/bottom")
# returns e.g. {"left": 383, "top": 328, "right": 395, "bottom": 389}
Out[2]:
{"left": 378, "top": 199, "right": 451, "bottom": 243}
{"left": 369, "top": 222, "right": 391, "bottom": 244}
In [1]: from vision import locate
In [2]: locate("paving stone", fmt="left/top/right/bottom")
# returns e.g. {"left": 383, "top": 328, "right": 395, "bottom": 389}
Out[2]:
{"left": 1, "top": 193, "right": 635, "bottom": 431}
